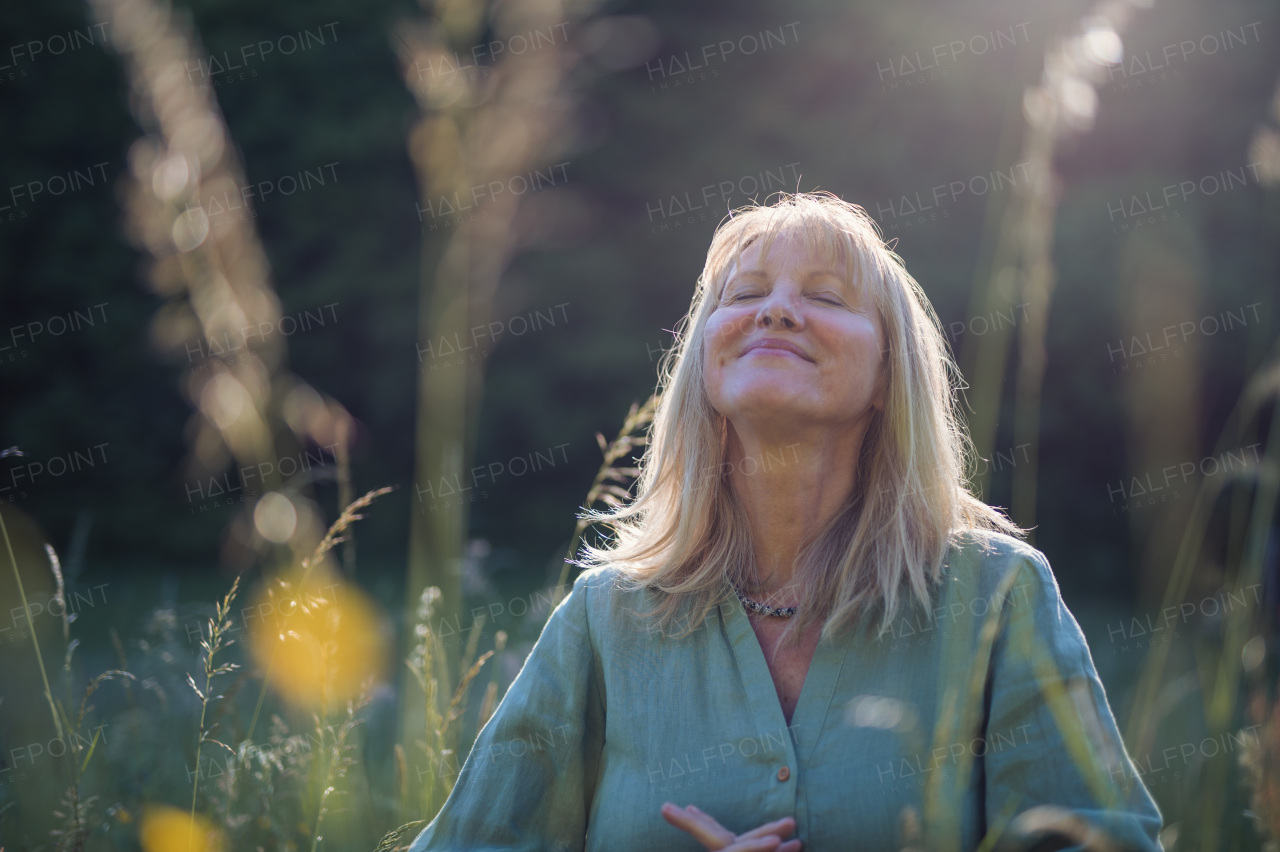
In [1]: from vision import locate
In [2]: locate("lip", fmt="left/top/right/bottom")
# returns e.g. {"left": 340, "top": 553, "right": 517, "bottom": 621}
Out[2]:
{"left": 742, "top": 337, "right": 813, "bottom": 362}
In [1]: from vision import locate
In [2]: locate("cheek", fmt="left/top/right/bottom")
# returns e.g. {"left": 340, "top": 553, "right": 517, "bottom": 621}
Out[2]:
{"left": 701, "top": 328, "right": 722, "bottom": 366}
{"left": 705, "top": 313, "right": 745, "bottom": 353}
{"left": 829, "top": 336, "right": 884, "bottom": 389}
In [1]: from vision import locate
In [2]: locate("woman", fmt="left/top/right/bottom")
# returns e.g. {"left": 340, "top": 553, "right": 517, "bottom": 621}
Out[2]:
{"left": 407, "top": 192, "right": 1163, "bottom": 851}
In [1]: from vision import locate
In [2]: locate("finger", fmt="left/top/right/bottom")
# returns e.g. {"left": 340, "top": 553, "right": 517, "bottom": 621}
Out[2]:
{"left": 686, "top": 808, "right": 737, "bottom": 848}
{"left": 691, "top": 807, "right": 740, "bottom": 847}
{"left": 723, "top": 836, "right": 783, "bottom": 852}
{"left": 777, "top": 841, "right": 802, "bottom": 852}
{"left": 737, "top": 817, "right": 797, "bottom": 841}
{"left": 660, "top": 803, "right": 735, "bottom": 848}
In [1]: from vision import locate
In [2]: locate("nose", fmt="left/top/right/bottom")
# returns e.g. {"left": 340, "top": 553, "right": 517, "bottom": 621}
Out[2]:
{"left": 755, "top": 282, "right": 802, "bottom": 330}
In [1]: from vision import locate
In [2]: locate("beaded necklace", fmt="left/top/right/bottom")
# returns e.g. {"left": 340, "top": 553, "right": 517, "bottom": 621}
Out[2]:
{"left": 731, "top": 582, "right": 798, "bottom": 618}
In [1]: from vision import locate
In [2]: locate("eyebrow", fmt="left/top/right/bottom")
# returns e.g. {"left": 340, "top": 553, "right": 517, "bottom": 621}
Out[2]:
{"left": 724, "top": 268, "right": 850, "bottom": 290}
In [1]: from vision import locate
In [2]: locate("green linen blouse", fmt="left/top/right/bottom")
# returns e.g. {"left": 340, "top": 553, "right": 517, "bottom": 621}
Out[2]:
{"left": 407, "top": 530, "right": 1163, "bottom": 851}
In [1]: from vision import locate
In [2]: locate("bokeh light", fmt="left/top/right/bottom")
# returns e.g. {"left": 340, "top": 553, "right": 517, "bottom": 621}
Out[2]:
{"left": 244, "top": 568, "right": 391, "bottom": 708}
{"left": 138, "top": 805, "right": 223, "bottom": 852}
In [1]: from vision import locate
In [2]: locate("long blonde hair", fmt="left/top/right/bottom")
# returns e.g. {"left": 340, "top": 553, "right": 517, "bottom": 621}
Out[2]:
{"left": 576, "top": 191, "right": 1025, "bottom": 644}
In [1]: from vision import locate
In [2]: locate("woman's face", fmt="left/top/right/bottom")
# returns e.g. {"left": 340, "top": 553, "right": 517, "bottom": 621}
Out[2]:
{"left": 702, "top": 230, "right": 887, "bottom": 436}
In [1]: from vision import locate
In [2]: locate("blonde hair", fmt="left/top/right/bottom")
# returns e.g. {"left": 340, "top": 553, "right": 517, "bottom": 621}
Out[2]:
{"left": 576, "top": 191, "right": 1025, "bottom": 644}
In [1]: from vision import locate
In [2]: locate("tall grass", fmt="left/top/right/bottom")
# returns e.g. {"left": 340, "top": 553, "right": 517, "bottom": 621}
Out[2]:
{"left": 1, "top": 490, "right": 137, "bottom": 850}
{"left": 186, "top": 575, "right": 240, "bottom": 846}
{"left": 392, "top": 0, "right": 603, "bottom": 753}
{"left": 952, "top": 0, "right": 1280, "bottom": 846}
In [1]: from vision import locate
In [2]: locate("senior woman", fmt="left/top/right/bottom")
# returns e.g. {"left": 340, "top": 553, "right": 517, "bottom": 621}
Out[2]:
{"left": 407, "top": 192, "right": 1163, "bottom": 851}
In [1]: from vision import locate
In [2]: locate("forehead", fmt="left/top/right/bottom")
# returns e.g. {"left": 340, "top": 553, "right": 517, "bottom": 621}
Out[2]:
{"left": 721, "top": 227, "right": 868, "bottom": 297}
{"left": 731, "top": 231, "right": 846, "bottom": 273}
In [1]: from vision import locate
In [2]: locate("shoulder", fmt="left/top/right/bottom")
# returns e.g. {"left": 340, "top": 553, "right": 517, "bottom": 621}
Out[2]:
{"left": 946, "top": 527, "right": 1044, "bottom": 566}
{"left": 942, "top": 529, "right": 1091, "bottom": 670}
{"left": 559, "top": 564, "right": 661, "bottom": 631}
{"left": 565, "top": 563, "right": 640, "bottom": 605}
{"left": 942, "top": 528, "right": 1055, "bottom": 595}
{"left": 939, "top": 530, "right": 1071, "bottom": 634}
{"left": 562, "top": 564, "right": 727, "bottom": 647}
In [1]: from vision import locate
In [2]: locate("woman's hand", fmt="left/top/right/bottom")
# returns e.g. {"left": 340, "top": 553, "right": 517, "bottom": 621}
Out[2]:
{"left": 660, "top": 802, "right": 802, "bottom": 851}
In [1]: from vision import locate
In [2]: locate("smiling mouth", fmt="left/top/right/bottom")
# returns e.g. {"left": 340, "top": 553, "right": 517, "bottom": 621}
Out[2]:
{"left": 742, "top": 343, "right": 812, "bottom": 362}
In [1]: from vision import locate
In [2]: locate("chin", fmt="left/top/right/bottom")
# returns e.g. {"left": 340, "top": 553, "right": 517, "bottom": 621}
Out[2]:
{"left": 731, "top": 384, "right": 809, "bottom": 412}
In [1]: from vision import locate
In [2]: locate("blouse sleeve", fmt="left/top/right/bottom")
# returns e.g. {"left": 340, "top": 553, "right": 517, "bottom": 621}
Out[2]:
{"left": 406, "top": 569, "right": 606, "bottom": 852}
{"left": 981, "top": 548, "right": 1164, "bottom": 850}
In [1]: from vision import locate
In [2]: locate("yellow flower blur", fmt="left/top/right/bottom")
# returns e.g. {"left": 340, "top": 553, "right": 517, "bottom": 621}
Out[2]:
{"left": 138, "top": 805, "right": 223, "bottom": 852}
{"left": 244, "top": 567, "right": 389, "bottom": 708}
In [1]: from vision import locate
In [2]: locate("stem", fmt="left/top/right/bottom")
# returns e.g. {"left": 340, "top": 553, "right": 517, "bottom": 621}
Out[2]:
{"left": 189, "top": 705, "right": 207, "bottom": 847}
{"left": 189, "top": 639, "right": 217, "bottom": 849}
{"left": 552, "top": 396, "right": 655, "bottom": 613}
{"left": 0, "top": 508, "right": 63, "bottom": 742}
{"left": 244, "top": 642, "right": 278, "bottom": 744}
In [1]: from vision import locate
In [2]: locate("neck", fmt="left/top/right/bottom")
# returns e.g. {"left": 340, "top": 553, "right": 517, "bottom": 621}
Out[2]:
{"left": 725, "top": 419, "right": 869, "bottom": 596}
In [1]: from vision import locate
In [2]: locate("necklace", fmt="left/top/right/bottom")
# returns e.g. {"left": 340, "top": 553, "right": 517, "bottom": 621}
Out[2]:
{"left": 731, "top": 582, "right": 798, "bottom": 618}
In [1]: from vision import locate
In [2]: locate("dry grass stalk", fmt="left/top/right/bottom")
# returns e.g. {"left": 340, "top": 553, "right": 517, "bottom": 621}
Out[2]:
{"left": 89, "top": 0, "right": 356, "bottom": 571}
{"left": 187, "top": 576, "right": 242, "bottom": 842}
{"left": 552, "top": 394, "right": 657, "bottom": 606}
{"left": 393, "top": 0, "right": 602, "bottom": 698}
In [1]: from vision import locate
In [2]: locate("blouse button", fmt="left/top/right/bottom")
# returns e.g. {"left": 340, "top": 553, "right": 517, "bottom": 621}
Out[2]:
{"left": 776, "top": 766, "right": 790, "bottom": 782}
